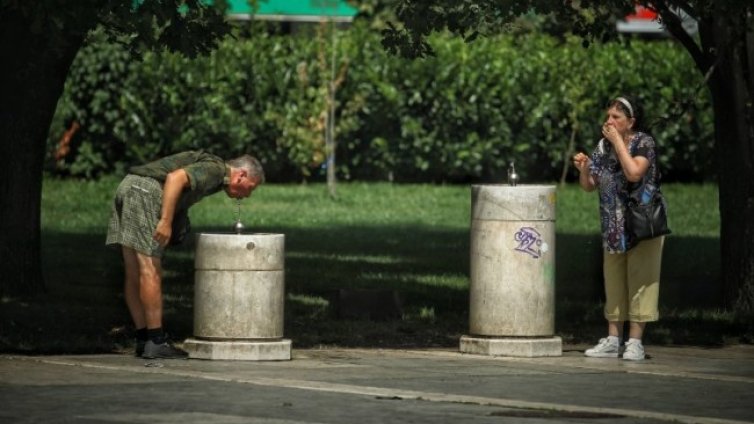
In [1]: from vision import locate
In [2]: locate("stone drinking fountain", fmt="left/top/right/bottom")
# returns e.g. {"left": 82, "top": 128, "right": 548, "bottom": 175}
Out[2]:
{"left": 459, "top": 161, "right": 562, "bottom": 357}
{"left": 183, "top": 199, "right": 291, "bottom": 360}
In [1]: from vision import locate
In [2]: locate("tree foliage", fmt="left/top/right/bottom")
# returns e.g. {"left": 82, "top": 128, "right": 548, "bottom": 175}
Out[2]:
{"left": 2, "top": 0, "right": 231, "bottom": 59}
{"left": 382, "top": 1, "right": 750, "bottom": 69}
{"left": 48, "top": 26, "right": 712, "bottom": 182}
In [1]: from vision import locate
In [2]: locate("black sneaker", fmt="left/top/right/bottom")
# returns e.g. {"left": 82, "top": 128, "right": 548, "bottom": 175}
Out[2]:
{"left": 135, "top": 339, "right": 146, "bottom": 357}
{"left": 142, "top": 339, "right": 188, "bottom": 359}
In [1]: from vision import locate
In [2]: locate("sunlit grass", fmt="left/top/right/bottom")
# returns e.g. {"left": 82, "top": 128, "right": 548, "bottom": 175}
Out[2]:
{"left": 554, "top": 183, "right": 720, "bottom": 237}
{"left": 42, "top": 178, "right": 719, "bottom": 236}
{"left": 190, "top": 182, "right": 471, "bottom": 230}
{"left": 661, "top": 184, "right": 720, "bottom": 237}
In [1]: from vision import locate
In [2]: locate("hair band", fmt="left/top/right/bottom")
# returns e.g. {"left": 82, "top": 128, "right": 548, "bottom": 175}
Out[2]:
{"left": 615, "top": 97, "right": 634, "bottom": 118}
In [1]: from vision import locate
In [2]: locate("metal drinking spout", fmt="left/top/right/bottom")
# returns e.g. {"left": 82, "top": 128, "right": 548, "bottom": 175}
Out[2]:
{"left": 233, "top": 198, "right": 244, "bottom": 234}
{"left": 507, "top": 161, "right": 519, "bottom": 186}
{"left": 233, "top": 220, "right": 245, "bottom": 234}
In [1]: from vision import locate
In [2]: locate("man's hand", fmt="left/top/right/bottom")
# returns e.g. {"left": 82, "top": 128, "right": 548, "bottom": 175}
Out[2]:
{"left": 153, "top": 218, "right": 173, "bottom": 247}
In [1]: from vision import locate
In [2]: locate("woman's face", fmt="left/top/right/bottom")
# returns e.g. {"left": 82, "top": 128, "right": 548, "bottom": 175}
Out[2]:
{"left": 604, "top": 106, "right": 634, "bottom": 134}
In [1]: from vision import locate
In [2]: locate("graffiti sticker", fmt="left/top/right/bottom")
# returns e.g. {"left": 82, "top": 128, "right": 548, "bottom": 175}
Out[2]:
{"left": 514, "top": 227, "right": 548, "bottom": 258}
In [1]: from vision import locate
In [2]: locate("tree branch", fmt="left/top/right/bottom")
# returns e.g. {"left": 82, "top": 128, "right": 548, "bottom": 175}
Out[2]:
{"left": 654, "top": 1, "right": 712, "bottom": 74}
{"left": 668, "top": 0, "right": 697, "bottom": 18}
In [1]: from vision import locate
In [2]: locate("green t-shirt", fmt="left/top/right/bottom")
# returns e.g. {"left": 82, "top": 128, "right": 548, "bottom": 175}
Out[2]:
{"left": 129, "top": 150, "right": 229, "bottom": 211}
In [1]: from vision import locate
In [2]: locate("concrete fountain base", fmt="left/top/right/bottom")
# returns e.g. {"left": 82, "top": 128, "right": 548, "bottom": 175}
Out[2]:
{"left": 459, "top": 335, "right": 562, "bottom": 358}
{"left": 184, "top": 338, "right": 291, "bottom": 361}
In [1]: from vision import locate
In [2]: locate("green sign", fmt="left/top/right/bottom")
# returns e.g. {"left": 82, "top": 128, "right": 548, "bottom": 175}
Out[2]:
{"left": 227, "top": 0, "right": 358, "bottom": 21}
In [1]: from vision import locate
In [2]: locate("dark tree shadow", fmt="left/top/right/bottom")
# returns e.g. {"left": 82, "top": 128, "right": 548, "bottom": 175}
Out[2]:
{"left": 0, "top": 226, "right": 733, "bottom": 354}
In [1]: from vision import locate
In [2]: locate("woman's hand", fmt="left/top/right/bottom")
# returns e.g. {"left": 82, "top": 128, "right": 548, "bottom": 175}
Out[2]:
{"left": 572, "top": 152, "right": 590, "bottom": 174}
{"left": 602, "top": 123, "right": 622, "bottom": 146}
{"left": 573, "top": 152, "right": 596, "bottom": 192}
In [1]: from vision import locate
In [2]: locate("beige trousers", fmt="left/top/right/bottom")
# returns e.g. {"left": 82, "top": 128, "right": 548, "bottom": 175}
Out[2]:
{"left": 603, "top": 236, "right": 664, "bottom": 322}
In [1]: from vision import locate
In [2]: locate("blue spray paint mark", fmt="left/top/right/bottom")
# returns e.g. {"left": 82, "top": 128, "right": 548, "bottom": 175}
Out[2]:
{"left": 514, "top": 227, "right": 543, "bottom": 258}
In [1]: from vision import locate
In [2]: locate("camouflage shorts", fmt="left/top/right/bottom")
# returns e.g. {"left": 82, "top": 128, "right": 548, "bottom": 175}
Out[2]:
{"left": 105, "top": 174, "right": 165, "bottom": 257}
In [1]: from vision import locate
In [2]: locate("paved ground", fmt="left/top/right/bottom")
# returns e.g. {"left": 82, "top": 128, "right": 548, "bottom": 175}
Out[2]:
{"left": 1, "top": 344, "right": 753, "bottom": 424}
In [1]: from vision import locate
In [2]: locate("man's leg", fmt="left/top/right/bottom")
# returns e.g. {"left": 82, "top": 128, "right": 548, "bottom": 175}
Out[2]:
{"left": 135, "top": 251, "right": 163, "bottom": 330}
{"left": 122, "top": 247, "right": 146, "bottom": 329}
{"left": 135, "top": 251, "right": 187, "bottom": 359}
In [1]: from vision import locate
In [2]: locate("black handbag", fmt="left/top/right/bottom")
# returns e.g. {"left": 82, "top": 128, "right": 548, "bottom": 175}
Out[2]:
{"left": 626, "top": 184, "right": 670, "bottom": 244}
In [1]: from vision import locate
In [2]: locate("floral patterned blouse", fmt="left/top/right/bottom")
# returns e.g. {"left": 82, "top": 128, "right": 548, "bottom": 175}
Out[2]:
{"left": 589, "top": 132, "right": 658, "bottom": 253}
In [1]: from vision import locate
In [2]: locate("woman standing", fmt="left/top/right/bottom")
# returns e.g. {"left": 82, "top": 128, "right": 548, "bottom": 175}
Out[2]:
{"left": 572, "top": 96, "right": 666, "bottom": 361}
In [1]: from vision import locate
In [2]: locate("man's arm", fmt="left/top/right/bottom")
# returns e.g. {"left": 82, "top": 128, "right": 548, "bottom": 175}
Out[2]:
{"left": 153, "top": 169, "right": 190, "bottom": 247}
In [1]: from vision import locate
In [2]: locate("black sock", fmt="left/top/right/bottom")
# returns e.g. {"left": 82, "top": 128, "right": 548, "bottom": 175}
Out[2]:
{"left": 135, "top": 328, "right": 148, "bottom": 342}
{"left": 147, "top": 328, "right": 165, "bottom": 344}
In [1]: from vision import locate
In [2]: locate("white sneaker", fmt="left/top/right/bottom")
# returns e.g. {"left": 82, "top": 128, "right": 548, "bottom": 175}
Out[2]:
{"left": 584, "top": 337, "right": 621, "bottom": 358}
{"left": 622, "top": 339, "right": 645, "bottom": 361}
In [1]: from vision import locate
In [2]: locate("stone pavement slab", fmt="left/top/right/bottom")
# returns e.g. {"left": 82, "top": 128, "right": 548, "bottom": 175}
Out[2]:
{"left": 1, "top": 344, "right": 752, "bottom": 424}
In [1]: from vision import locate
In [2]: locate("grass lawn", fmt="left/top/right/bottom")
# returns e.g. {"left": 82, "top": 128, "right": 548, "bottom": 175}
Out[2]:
{"left": 0, "top": 178, "right": 746, "bottom": 354}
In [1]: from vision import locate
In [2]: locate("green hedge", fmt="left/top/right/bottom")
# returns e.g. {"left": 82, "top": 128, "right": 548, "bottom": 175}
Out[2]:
{"left": 47, "top": 24, "right": 714, "bottom": 182}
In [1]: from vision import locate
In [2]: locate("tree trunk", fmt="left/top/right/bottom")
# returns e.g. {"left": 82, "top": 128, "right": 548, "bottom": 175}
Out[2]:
{"left": 704, "top": 15, "right": 754, "bottom": 314}
{"left": 326, "top": 21, "right": 338, "bottom": 199}
{"left": 0, "top": 11, "right": 84, "bottom": 297}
